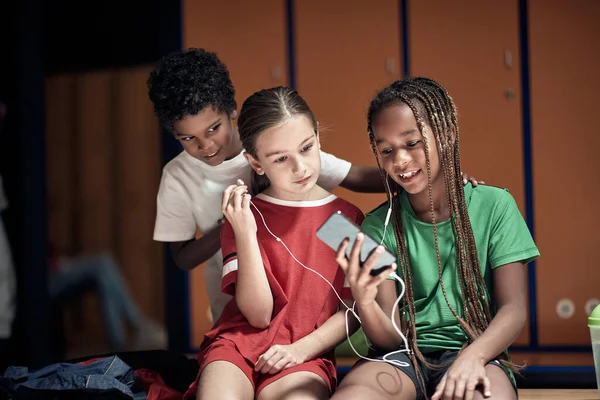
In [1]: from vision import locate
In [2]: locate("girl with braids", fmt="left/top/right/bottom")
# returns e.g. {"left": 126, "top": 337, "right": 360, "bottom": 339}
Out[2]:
{"left": 332, "top": 77, "right": 539, "bottom": 400}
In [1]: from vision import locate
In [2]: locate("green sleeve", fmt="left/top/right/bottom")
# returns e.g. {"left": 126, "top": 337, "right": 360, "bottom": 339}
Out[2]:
{"left": 361, "top": 212, "right": 386, "bottom": 245}
{"left": 489, "top": 189, "right": 540, "bottom": 268}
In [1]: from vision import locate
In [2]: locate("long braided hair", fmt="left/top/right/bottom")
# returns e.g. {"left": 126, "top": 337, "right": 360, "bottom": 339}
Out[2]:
{"left": 367, "top": 77, "right": 520, "bottom": 388}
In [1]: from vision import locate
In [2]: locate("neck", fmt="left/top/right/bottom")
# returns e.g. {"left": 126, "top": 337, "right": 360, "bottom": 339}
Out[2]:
{"left": 264, "top": 184, "right": 329, "bottom": 202}
{"left": 224, "top": 129, "right": 244, "bottom": 161}
{"left": 407, "top": 174, "right": 451, "bottom": 222}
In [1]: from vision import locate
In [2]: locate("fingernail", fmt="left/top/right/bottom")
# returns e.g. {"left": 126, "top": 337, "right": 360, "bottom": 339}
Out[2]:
{"left": 237, "top": 179, "right": 244, "bottom": 185}
{"left": 485, "top": 391, "right": 491, "bottom": 397}
{"left": 376, "top": 246, "right": 384, "bottom": 253}
{"left": 357, "top": 232, "right": 364, "bottom": 239}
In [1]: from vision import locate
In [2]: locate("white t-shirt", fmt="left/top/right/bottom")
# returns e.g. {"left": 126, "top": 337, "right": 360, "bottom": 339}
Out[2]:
{"left": 153, "top": 149, "right": 352, "bottom": 320}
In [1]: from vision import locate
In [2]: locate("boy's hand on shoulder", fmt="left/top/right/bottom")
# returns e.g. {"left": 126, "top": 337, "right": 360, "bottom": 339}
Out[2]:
{"left": 461, "top": 172, "right": 485, "bottom": 187}
{"left": 432, "top": 353, "right": 491, "bottom": 400}
{"left": 221, "top": 183, "right": 257, "bottom": 234}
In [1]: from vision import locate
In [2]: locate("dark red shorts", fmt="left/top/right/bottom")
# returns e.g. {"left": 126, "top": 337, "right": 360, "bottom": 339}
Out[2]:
{"left": 188, "top": 338, "right": 335, "bottom": 397}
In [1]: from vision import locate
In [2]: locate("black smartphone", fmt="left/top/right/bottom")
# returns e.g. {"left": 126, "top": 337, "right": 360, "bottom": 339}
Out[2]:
{"left": 316, "top": 211, "right": 396, "bottom": 276}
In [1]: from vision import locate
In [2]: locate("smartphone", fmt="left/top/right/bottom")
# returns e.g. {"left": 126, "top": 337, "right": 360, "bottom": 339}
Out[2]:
{"left": 316, "top": 211, "right": 396, "bottom": 276}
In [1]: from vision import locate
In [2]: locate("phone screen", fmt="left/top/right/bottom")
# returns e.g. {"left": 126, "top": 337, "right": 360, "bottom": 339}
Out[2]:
{"left": 316, "top": 211, "right": 396, "bottom": 276}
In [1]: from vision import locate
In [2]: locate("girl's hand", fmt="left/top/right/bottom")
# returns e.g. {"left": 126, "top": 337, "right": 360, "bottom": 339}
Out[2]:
{"left": 255, "top": 343, "right": 305, "bottom": 374}
{"left": 461, "top": 172, "right": 485, "bottom": 187}
{"left": 335, "top": 232, "right": 396, "bottom": 308}
{"left": 431, "top": 354, "right": 492, "bottom": 400}
{"left": 221, "top": 183, "right": 256, "bottom": 234}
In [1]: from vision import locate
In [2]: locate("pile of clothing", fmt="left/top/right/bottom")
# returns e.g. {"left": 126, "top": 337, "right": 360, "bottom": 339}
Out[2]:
{"left": 0, "top": 350, "right": 199, "bottom": 400}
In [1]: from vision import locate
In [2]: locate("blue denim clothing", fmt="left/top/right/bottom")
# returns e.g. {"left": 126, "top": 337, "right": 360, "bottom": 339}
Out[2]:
{"left": 0, "top": 356, "right": 146, "bottom": 399}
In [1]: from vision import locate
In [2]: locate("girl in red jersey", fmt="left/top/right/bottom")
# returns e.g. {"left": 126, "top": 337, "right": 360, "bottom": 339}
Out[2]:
{"left": 189, "top": 86, "right": 393, "bottom": 400}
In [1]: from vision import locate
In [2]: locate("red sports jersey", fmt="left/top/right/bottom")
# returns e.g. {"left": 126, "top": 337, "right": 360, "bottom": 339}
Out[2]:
{"left": 199, "top": 193, "right": 364, "bottom": 368}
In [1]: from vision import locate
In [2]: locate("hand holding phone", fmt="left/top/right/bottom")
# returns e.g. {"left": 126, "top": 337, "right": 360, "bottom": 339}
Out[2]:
{"left": 316, "top": 211, "right": 396, "bottom": 276}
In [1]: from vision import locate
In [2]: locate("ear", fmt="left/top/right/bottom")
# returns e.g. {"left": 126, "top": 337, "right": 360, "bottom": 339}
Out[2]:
{"left": 244, "top": 152, "right": 265, "bottom": 175}
{"left": 230, "top": 109, "right": 238, "bottom": 120}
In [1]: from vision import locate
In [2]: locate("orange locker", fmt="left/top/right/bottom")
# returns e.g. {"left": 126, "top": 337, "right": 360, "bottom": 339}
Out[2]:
{"left": 183, "top": 0, "right": 288, "bottom": 111}
{"left": 295, "top": 0, "right": 402, "bottom": 214}
{"left": 529, "top": 0, "right": 600, "bottom": 346}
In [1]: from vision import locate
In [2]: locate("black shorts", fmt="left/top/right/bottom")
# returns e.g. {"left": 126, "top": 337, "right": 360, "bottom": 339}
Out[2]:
{"left": 362, "top": 350, "right": 517, "bottom": 400}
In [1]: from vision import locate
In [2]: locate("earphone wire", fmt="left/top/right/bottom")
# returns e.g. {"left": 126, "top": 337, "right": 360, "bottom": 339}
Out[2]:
{"left": 248, "top": 195, "right": 411, "bottom": 368}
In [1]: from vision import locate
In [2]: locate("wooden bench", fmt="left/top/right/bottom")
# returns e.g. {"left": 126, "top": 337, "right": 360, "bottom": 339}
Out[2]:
{"left": 519, "top": 389, "right": 597, "bottom": 399}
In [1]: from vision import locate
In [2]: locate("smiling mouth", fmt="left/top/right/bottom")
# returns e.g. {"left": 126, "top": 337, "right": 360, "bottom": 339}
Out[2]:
{"left": 399, "top": 170, "right": 419, "bottom": 179}
{"left": 203, "top": 150, "right": 219, "bottom": 158}
{"left": 397, "top": 169, "right": 422, "bottom": 183}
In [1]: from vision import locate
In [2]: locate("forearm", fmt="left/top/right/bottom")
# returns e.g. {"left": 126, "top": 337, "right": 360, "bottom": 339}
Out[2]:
{"left": 235, "top": 234, "right": 273, "bottom": 328}
{"left": 357, "top": 301, "right": 403, "bottom": 351}
{"left": 461, "top": 304, "right": 527, "bottom": 363}
{"left": 340, "top": 165, "right": 386, "bottom": 193}
{"left": 294, "top": 308, "right": 360, "bottom": 361}
{"left": 169, "top": 226, "right": 222, "bottom": 270}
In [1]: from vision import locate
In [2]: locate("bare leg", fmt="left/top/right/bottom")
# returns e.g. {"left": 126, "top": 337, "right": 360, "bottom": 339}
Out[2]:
{"left": 331, "top": 361, "right": 417, "bottom": 400}
{"left": 258, "top": 371, "right": 329, "bottom": 400}
{"left": 472, "top": 364, "right": 517, "bottom": 400}
{"left": 196, "top": 360, "right": 254, "bottom": 400}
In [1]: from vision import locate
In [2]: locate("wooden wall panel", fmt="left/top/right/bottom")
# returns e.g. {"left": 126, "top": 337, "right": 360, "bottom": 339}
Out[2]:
{"left": 113, "top": 66, "right": 164, "bottom": 324}
{"left": 71, "top": 72, "right": 114, "bottom": 347}
{"left": 45, "top": 66, "right": 164, "bottom": 356}
{"left": 529, "top": 0, "right": 600, "bottom": 345}
{"left": 45, "top": 76, "right": 76, "bottom": 256}
{"left": 409, "top": 0, "right": 529, "bottom": 345}
{"left": 295, "top": 0, "right": 402, "bottom": 214}
{"left": 75, "top": 72, "right": 114, "bottom": 255}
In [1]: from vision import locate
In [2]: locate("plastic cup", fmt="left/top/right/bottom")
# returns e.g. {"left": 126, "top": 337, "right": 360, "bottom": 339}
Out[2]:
{"left": 589, "top": 304, "right": 600, "bottom": 395}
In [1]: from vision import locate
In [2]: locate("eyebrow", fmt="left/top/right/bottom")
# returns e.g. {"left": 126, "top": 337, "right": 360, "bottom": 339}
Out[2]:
{"left": 375, "top": 128, "right": 418, "bottom": 144}
{"left": 175, "top": 118, "right": 222, "bottom": 137}
{"left": 265, "top": 135, "right": 315, "bottom": 158}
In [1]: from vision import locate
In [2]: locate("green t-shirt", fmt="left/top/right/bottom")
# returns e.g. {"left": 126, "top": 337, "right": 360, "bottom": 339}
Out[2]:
{"left": 361, "top": 183, "right": 540, "bottom": 353}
